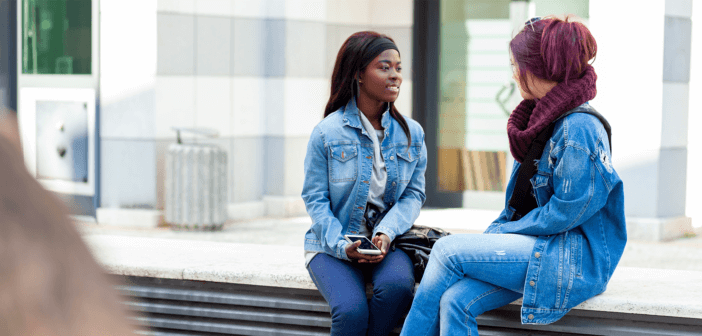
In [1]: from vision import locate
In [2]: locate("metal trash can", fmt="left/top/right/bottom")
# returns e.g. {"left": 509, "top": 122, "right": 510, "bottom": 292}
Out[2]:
{"left": 165, "top": 128, "right": 227, "bottom": 230}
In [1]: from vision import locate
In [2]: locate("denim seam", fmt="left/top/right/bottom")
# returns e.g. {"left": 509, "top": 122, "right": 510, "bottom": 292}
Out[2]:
{"left": 462, "top": 287, "right": 505, "bottom": 335}
{"left": 599, "top": 211, "right": 612, "bottom": 292}
{"left": 592, "top": 156, "right": 613, "bottom": 191}
{"left": 563, "top": 159, "right": 595, "bottom": 232}
{"left": 562, "top": 237, "right": 577, "bottom": 308}
{"left": 555, "top": 234, "right": 564, "bottom": 308}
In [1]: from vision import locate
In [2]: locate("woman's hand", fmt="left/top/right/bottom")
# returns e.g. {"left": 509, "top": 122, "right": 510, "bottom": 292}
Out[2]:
{"left": 372, "top": 233, "right": 391, "bottom": 256}
{"left": 345, "top": 239, "right": 384, "bottom": 264}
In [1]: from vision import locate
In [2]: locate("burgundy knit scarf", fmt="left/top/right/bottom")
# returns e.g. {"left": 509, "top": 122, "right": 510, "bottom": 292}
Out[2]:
{"left": 507, "top": 65, "right": 598, "bottom": 163}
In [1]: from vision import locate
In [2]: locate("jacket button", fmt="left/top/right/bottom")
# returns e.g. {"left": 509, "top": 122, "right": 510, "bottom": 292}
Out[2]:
{"left": 392, "top": 182, "right": 396, "bottom": 186}
{"left": 529, "top": 281, "right": 535, "bottom": 286}
{"left": 528, "top": 314, "right": 534, "bottom": 320}
{"left": 534, "top": 252, "right": 541, "bottom": 258}
{"left": 390, "top": 156, "right": 395, "bottom": 160}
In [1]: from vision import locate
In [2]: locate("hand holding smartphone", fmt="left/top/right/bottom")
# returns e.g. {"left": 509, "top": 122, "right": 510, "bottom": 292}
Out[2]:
{"left": 344, "top": 235, "right": 382, "bottom": 255}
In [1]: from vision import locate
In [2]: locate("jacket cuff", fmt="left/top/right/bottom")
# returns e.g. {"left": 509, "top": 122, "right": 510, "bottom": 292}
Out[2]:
{"left": 373, "top": 227, "right": 396, "bottom": 243}
{"left": 484, "top": 222, "right": 502, "bottom": 234}
{"left": 337, "top": 240, "right": 351, "bottom": 261}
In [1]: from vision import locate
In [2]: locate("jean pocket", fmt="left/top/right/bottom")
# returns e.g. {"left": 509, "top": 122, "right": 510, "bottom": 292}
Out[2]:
{"left": 396, "top": 145, "right": 420, "bottom": 183}
{"left": 329, "top": 143, "right": 358, "bottom": 183}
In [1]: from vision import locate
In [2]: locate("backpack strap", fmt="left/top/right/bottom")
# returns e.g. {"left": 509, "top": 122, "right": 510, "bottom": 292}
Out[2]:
{"left": 508, "top": 105, "right": 612, "bottom": 221}
{"left": 557, "top": 105, "right": 612, "bottom": 153}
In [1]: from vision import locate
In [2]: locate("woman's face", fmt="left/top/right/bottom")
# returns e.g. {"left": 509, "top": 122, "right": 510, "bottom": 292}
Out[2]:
{"left": 511, "top": 54, "right": 535, "bottom": 100}
{"left": 358, "top": 49, "right": 402, "bottom": 103}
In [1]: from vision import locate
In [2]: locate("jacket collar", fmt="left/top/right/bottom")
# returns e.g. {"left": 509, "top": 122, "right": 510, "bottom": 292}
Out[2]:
{"left": 342, "top": 97, "right": 391, "bottom": 138}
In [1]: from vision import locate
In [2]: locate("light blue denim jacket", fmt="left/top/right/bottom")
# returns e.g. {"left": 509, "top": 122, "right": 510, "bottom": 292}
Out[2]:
{"left": 485, "top": 103, "right": 627, "bottom": 325}
{"left": 302, "top": 98, "right": 427, "bottom": 261}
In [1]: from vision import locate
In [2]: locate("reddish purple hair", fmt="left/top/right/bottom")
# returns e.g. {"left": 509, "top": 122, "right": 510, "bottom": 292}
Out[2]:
{"left": 510, "top": 15, "right": 597, "bottom": 95}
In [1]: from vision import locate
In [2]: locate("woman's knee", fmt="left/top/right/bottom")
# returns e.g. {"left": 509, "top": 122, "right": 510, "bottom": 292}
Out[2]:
{"left": 331, "top": 299, "right": 369, "bottom": 326}
{"left": 431, "top": 234, "right": 464, "bottom": 261}
{"left": 374, "top": 277, "right": 415, "bottom": 303}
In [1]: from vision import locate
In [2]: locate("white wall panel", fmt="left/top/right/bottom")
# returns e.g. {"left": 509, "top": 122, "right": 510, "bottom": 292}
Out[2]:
{"left": 232, "top": 77, "right": 265, "bottom": 137}
{"left": 283, "top": 78, "right": 328, "bottom": 137}
{"left": 155, "top": 76, "right": 196, "bottom": 139}
{"left": 195, "top": 77, "right": 232, "bottom": 137}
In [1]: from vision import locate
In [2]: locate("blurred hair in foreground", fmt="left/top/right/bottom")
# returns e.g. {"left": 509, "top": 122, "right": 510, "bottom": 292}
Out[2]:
{"left": 0, "top": 122, "right": 137, "bottom": 335}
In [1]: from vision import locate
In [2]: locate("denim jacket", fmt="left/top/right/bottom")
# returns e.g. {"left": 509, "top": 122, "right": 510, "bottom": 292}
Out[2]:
{"left": 302, "top": 98, "right": 427, "bottom": 261}
{"left": 485, "top": 103, "right": 627, "bottom": 325}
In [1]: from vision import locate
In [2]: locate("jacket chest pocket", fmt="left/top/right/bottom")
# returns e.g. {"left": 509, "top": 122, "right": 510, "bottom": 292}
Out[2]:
{"left": 396, "top": 145, "right": 420, "bottom": 183}
{"left": 329, "top": 144, "right": 358, "bottom": 183}
{"left": 530, "top": 173, "right": 552, "bottom": 207}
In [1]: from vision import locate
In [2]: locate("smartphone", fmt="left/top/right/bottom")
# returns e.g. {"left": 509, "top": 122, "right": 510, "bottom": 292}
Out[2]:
{"left": 344, "top": 235, "right": 382, "bottom": 255}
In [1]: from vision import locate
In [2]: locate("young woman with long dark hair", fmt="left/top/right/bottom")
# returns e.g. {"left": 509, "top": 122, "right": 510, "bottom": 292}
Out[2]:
{"left": 302, "top": 31, "right": 427, "bottom": 336}
{"left": 400, "top": 15, "right": 627, "bottom": 335}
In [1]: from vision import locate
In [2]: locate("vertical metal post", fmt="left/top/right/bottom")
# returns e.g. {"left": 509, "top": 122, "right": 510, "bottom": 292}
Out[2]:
{"left": 413, "top": 0, "right": 463, "bottom": 208}
{"left": 1, "top": 0, "right": 17, "bottom": 111}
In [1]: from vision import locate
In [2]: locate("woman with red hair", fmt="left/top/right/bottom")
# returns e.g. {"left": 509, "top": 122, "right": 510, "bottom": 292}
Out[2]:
{"left": 400, "top": 15, "right": 626, "bottom": 335}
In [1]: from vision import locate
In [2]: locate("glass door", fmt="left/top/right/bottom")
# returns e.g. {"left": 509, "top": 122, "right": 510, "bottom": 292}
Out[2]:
{"left": 436, "top": 0, "right": 588, "bottom": 209}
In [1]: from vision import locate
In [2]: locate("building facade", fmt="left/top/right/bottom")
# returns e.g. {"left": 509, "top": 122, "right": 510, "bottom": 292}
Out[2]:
{"left": 1, "top": 0, "right": 697, "bottom": 239}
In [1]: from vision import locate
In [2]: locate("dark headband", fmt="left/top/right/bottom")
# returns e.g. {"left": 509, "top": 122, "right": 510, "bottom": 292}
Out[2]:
{"left": 360, "top": 37, "right": 399, "bottom": 68}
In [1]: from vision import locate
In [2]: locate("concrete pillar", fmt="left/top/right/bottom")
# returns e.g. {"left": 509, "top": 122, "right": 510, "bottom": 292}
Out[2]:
{"left": 590, "top": 0, "right": 693, "bottom": 241}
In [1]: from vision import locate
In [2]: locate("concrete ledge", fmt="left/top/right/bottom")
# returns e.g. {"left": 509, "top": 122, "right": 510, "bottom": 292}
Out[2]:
{"left": 84, "top": 234, "right": 702, "bottom": 320}
{"left": 96, "top": 208, "right": 162, "bottom": 228}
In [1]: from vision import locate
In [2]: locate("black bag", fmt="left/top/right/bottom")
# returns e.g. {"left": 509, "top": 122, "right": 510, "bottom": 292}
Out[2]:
{"left": 392, "top": 225, "right": 451, "bottom": 282}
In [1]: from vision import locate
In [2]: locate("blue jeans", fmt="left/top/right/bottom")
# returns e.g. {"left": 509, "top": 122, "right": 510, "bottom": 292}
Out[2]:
{"left": 400, "top": 234, "right": 536, "bottom": 336}
{"left": 307, "top": 248, "right": 415, "bottom": 336}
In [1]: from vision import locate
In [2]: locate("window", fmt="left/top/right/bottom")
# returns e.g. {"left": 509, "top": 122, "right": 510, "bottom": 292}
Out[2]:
{"left": 22, "top": 0, "right": 92, "bottom": 75}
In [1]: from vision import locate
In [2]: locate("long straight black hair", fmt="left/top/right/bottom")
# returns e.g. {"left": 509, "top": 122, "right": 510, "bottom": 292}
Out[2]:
{"left": 324, "top": 31, "right": 411, "bottom": 146}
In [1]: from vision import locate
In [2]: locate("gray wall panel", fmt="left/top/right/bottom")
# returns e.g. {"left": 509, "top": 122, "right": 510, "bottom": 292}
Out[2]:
{"left": 196, "top": 16, "right": 232, "bottom": 76}
{"left": 232, "top": 18, "right": 266, "bottom": 76}
{"left": 158, "top": 13, "right": 195, "bottom": 75}
{"left": 232, "top": 137, "right": 265, "bottom": 203}
{"left": 264, "top": 78, "right": 285, "bottom": 135}
{"left": 265, "top": 136, "right": 285, "bottom": 196}
{"left": 663, "top": 16, "right": 692, "bottom": 83}
{"left": 618, "top": 153, "right": 660, "bottom": 218}
{"left": 285, "top": 21, "right": 327, "bottom": 78}
{"left": 101, "top": 139, "right": 157, "bottom": 209}
{"left": 657, "top": 147, "right": 687, "bottom": 218}
{"left": 265, "top": 20, "right": 287, "bottom": 77}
